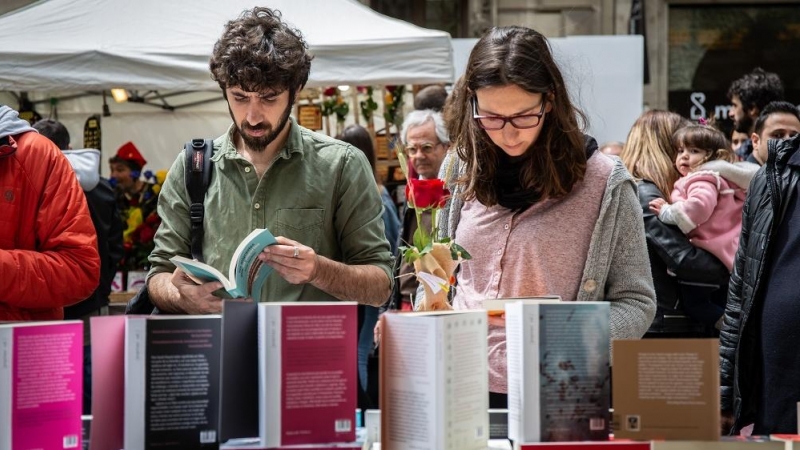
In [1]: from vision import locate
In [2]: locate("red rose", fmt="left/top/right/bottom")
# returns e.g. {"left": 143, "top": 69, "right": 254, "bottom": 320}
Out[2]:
{"left": 123, "top": 242, "right": 133, "bottom": 252}
{"left": 406, "top": 178, "right": 450, "bottom": 210}
{"left": 385, "top": 85, "right": 397, "bottom": 93}
{"left": 323, "top": 87, "right": 337, "bottom": 97}
{"left": 145, "top": 212, "right": 160, "bottom": 226}
{"left": 138, "top": 225, "right": 156, "bottom": 244}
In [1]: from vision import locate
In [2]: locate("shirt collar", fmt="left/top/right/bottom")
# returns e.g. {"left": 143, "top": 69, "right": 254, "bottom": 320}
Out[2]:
{"left": 212, "top": 117, "right": 304, "bottom": 162}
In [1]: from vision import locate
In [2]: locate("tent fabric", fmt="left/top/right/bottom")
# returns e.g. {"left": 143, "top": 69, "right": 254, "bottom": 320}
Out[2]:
{"left": 0, "top": 0, "right": 453, "bottom": 91}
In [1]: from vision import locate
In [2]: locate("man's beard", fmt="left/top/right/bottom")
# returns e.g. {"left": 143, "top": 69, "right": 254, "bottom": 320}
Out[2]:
{"left": 230, "top": 99, "right": 293, "bottom": 152}
{"left": 734, "top": 114, "right": 754, "bottom": 134}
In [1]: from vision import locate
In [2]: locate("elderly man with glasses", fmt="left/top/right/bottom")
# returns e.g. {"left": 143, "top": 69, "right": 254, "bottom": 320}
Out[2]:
{"left": 393, "top": 109, "right": 451, "bottom": 310}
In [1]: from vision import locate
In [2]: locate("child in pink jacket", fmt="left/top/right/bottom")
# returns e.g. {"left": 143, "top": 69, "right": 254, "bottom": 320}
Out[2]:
{"left": 649, "top": 125, "right": 759, "bottom": 271}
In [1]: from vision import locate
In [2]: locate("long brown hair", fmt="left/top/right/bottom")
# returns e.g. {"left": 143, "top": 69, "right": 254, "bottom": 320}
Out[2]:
{"left": 620, "top": 110, "right": 689, "bottom": 197}
{"left": 444, "top": 26, "right": 588, "bottom": 206}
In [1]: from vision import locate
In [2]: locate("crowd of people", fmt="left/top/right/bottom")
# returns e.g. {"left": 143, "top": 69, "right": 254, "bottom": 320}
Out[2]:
{"left": 2, "top": 5, "right": 800, "bottom": 436}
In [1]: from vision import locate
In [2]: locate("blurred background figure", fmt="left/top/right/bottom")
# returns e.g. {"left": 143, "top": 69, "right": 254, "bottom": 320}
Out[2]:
{"left": 727, "top": 68, "right": 785, "bottom": 162}
{"left": 338, "top": 124, "right": 400, "bottom": 411}
{"left": 600, "top": 141, "right": 624, "bottom": 156}
{"left": 413, "top": 84, "right": 448, "bottom": 112}
{"left": 731, "top": 130, "right": 749, "bottom": 155}
{"left": 33, "top": 118, "right": 123, "bottom": 414}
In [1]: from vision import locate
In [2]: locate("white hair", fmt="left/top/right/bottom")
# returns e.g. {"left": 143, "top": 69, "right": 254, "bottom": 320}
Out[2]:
{"left": 400, "top": 109, "right": 450, "bottom": 145}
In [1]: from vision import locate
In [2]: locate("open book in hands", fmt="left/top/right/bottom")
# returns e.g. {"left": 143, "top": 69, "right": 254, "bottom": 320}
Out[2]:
{"left": 170, "top": 228, "right": 277, "bottom": 299}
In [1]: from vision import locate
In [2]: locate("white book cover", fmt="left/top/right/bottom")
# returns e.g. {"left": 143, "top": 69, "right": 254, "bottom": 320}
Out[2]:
{"left": 257, "top": 302, "right": 358, "bottom": 448}
{"left": 506, "top": 301, "right": 610, "bottom": 443}
{"left": 380, "top": 310, "right": 488, "bottom": 450}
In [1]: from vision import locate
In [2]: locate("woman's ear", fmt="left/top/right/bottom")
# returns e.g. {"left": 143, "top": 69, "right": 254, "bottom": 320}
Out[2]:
{"left": 545, "top": 91, "right": 555, "bottom": 113}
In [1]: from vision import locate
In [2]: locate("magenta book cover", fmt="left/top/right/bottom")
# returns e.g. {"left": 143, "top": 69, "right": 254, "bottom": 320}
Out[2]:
{"left": 90, "top": 315, "right": 127, "bottom": 450}
{"left": 280, "top": 304, "right": 357, "bottom": 446}
{"left": 12, "top": 321, "right": 83, "bottom": 450}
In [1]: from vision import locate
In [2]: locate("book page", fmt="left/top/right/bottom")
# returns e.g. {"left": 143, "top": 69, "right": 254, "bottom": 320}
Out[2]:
{"left": 442, "top": 312, "right": 488, "bottom": 450}
{"left": 505, "top": 301, "right": 527, "bottom": 442}
{"left": 231, "top": 228, "right": 278, "bottom": 298}
{"left": 171, "top": 255, "right": 230, "bottom": 288}
{"left": 381, "top": 314, "right": 438, "bottom": 450}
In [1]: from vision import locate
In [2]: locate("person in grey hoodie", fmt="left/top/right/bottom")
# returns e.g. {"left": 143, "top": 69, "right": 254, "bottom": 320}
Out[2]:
{"left": 33, "top": 118, "right": 123, "bottom": 414}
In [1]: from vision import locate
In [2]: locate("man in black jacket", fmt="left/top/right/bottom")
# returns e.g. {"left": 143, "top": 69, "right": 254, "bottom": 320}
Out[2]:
{"left": 721, "top": 134, "right": 800, "bottom": 435}
{"left": 33, "top": 119, "right": 124, "bottom": 413}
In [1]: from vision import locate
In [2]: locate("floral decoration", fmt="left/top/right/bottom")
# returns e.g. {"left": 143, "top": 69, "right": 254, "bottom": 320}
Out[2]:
{"left": 396, "top": 146, "right": 471, "bottom": 311}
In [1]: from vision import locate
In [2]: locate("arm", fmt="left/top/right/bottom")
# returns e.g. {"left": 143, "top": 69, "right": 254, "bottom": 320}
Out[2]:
{"left": 262, "top": 148, "right": 393, "bottom": 306}
{"left": 604, "top": 181, "right": 657, "bottom": 340}
{"left": 0, "top": 138, "right": 100, "bottom": 306}
{"left": 668, "top": 177, "right": 719, "bottom": 234}
{"left": 638, "top": 181, "right": 729, "bottom": 285}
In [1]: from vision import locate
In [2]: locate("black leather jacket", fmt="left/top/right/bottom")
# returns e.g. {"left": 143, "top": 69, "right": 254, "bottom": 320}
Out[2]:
{"left": 720, "top": 134, "right": 800, "bottom": 432}
{"left": 636, "top": 180, "right": 730, "bottom": 334}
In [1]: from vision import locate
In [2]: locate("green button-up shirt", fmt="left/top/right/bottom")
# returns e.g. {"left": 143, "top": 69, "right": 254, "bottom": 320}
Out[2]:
{"left": 148, "top": 119, "right": 394, "bottom": 303}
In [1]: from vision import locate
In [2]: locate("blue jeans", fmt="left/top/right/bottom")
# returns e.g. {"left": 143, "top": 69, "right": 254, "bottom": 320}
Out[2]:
{"left": 357, "top": 306, "right": 379, "bottom": 391}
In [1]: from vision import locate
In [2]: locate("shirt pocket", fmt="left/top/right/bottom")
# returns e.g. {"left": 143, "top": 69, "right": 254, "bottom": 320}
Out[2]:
{"left": 275, "top": 208, "right": 325, "bottom": 252}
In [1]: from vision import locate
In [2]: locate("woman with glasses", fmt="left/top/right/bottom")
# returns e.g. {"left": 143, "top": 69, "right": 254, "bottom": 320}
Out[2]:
{"left": 422, "top": 26, "right": 657, "bottom": 409}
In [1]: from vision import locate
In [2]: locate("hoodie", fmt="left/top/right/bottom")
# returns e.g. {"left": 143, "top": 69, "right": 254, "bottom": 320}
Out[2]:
{"left": 63, "top": 148, "right": 101, "bottom": 191}
{"left": 0, "top": 105, "right": 101, "bottom": 321}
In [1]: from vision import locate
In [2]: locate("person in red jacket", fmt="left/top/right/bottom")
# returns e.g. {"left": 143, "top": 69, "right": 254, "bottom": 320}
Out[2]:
{"left": 0, "top": 105, "right": 100, "bottom": 321}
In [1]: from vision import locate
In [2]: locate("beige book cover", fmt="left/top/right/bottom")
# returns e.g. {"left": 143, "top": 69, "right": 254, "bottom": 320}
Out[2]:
{"left": 612, "top": 339, "right": 720, "bottom": 441}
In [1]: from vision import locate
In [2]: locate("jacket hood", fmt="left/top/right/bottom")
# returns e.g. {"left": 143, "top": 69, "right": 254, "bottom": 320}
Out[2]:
{"left": 0, "top": 105, "right": 36, "bottom": 138}
{"left": 62, "top": 149, "right": 101, "bottom": 191}
{"left": 700, "top": 160, "right": 760, "bottom": 190}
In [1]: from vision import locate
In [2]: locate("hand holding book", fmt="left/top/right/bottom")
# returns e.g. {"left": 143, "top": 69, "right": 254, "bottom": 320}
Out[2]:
{"left": 257, "top": 236, "right": 319, "bottom": 285}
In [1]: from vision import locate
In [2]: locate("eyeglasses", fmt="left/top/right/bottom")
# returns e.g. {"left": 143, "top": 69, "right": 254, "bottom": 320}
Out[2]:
{"left": 472, "top": 98, "right": 546, "bottom": 130}
{"left": 406, "top": 142, "right": 442, "bottom": 156}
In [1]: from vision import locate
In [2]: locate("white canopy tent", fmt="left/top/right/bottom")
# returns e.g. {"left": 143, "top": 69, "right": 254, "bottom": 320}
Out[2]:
{"left": 0, "top": 0, "right": 453, "bottom": 171}
{"left": 0, "top": 0, "right": 454, "bottom": 91}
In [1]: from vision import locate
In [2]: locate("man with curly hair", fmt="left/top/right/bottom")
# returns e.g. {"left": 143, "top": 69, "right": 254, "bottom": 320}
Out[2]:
{"left": 146, "top": 7, "right": 394, "bottom": 313}
{"left": 727, "top": 68, "right": 785, "bottom": 162}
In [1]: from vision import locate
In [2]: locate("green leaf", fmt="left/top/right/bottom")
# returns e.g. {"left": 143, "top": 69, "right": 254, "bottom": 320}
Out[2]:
{"left": 400, "top": 246, "right": 420, "bottom": 264}
{"left": 449, "top": 242, "right": 472, "bottom": 260}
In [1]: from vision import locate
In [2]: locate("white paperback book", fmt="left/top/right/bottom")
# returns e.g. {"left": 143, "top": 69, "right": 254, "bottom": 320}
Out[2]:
{"left": 380, "top": 310, "right": 489, "bottom": 450}
{"left": 506, "top": 300, "right": 611, "bottom": 443}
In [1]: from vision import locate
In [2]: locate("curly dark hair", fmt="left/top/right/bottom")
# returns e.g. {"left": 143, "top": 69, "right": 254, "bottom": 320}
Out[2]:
{"left": 209, "top": 7, "right": 313, "bottom": 95}
{"left": 727, "top": 67, "right": 784, "bottom": 112}
{"left": 445, "top": 26, "right": 588, "bottom": 206}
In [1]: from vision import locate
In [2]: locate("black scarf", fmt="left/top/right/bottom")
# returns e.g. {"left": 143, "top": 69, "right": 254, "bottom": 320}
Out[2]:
{"left": 493, "top": 135, "right": 598, "bottom": 212}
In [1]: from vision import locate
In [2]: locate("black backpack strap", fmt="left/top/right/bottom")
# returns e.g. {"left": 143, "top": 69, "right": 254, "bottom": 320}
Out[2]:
{"left": 184, "top": 138, "right": 214, "bottom": 262}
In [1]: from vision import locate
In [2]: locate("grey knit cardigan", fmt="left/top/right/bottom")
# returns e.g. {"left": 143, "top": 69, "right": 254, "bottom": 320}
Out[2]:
{"left": 416, "top": 152, "right": 657, "bottom": 342}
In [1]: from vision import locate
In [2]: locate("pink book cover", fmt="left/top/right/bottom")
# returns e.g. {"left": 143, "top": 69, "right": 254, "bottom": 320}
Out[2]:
{"left": 280, "top": 304, "right": 357, "bottom": 446}
{"left": 10, "top": 321, "right": 83, "bottom": 450}
{"left": 519, "top": 442, "right": 650, "bottom": 449}
{"left": 89, "top": 315, "right": 127, "bottom": 450}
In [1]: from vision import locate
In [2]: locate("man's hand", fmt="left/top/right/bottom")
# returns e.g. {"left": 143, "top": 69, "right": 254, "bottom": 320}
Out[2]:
{"left": 258, "top": 236, "right": 319, "bottom": 284}
{"left": 170, "top": 269, "right": 225, "bottom": 314}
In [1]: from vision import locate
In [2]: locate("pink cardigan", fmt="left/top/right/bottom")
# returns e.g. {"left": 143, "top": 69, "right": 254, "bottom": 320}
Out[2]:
{"left": 660, "top": 160, "right": 759, "bottom": 271}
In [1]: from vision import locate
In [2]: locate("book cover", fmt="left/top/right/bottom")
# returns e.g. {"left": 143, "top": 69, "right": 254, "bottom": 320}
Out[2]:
{"left": 90, "top": 315, "right": 128, "bottom": 450}
{"left": 221, "top": 300, "right": 260, "bottom": 443}
{"left": 612, "top": 338, "right": 720, "bottom": 441}
{"left": 171, "top": 227, "right": 278, "bottom": 298}
{"left": 0, "top": 321, "right": 83, "bottom": 450}
{"left": 220, "top": 438, "right": 363, "bottom": 449}
{"left": 506, "top": 301, "right": 611, "bottom": 442}
{"left": 258, "top": 302, "right": 358, "bottom": 447}
{"left": 380, "top": 310, "right": 489, "bottom": 450}
{"left": 125, "top": 315, "right": 222, "bottom": 450}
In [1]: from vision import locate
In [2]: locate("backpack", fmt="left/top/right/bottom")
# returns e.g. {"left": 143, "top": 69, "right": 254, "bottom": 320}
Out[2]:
{"left": 124, "top": 139, "right": 214, "bottom": 314}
